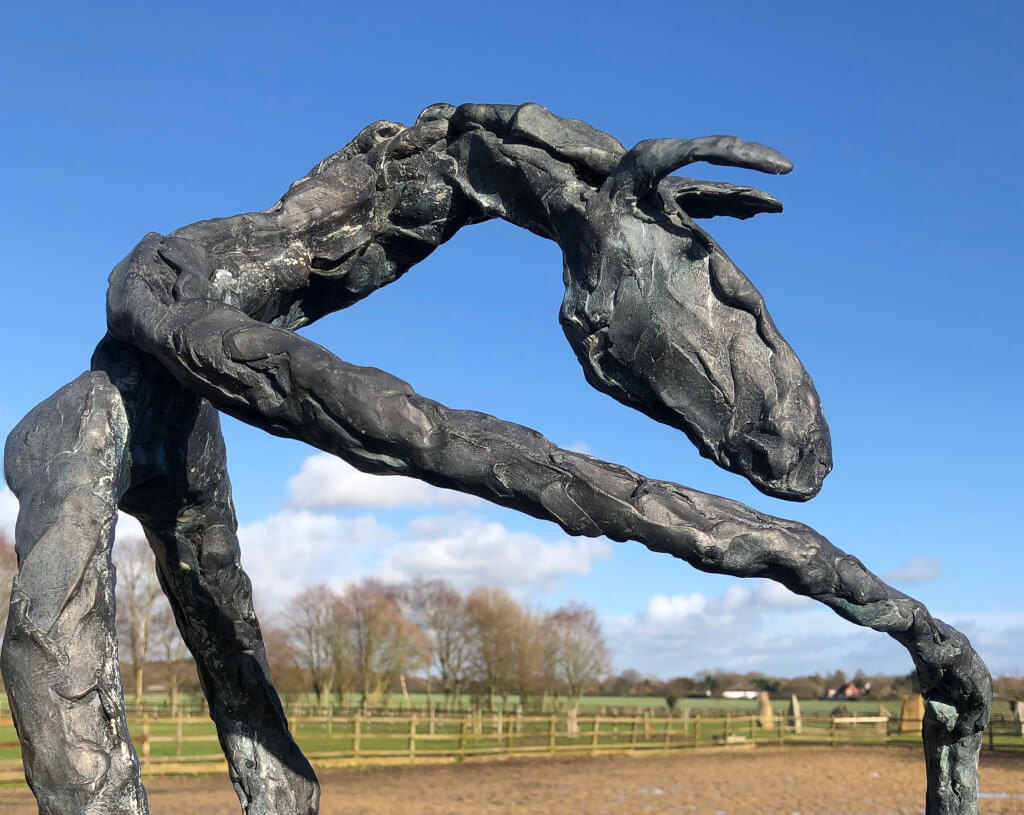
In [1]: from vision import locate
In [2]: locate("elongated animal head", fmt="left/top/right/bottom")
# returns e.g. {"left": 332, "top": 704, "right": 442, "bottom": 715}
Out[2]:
{"left": 559, "top": 137, "right": 832, "bottom": 500}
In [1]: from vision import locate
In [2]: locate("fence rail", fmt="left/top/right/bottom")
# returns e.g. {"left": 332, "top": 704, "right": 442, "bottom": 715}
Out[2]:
{"left": 0, "top": 710, "right": 1020, "bottom": 782}
{"left": 2, "top": 708, "right": 1019, "bottom": 782}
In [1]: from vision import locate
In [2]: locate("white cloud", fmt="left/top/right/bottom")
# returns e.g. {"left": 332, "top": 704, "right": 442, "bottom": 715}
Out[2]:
{"left": 604, "top": 580, "right": 907, "bottom": 677}
{"left": 646, "top": 592, "right": 707, "bottom": 622}
{"left": 0, "top": 487, "right": 17, "bottom": 538}
{"left": 114, "top": 512, "right": 146, "bottom": 545}
{"left": 715, "top": 580, "right": 812, "bottom": 613}
{"left": 274, "top": 453, "right": 614, "bottom": 602}
{"left": 376, "top": 516, "right": 613, "bottom": 595}
{"left": 287, "top": 453, "right": 480, "bottom": 510}
{"left": 883, "top": 555, "right": 942, "bottom": 585}
{"left": 238, "top": 509, "right": 393, "bottom": 610}
{"left": 642, "top": 582, "right": 809, "bottom": 626}
{"left": 755, "top": 580, "right": 814, "bottom": 609}
{"left": 607, "top": 583, "right": 1023, "bottom": 680}
{"left": 566, "top": 440, "right": 593, "bottom": 455}
{"left": 3, "top": 455, "right": 612, "bottom": 618}
{"left": 232, "top": 502, "right": 613, "bottom": 610}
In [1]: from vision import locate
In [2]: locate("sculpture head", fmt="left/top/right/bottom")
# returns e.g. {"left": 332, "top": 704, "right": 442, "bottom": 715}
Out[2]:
{"left": 559, "top": 136, "right": 832, "bottom": 501}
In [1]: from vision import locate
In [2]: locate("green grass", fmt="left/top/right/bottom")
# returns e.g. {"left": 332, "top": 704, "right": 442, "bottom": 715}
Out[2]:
{"left": 255, "top": 692, "right": 890, "bottom": 716}
{"left": 2, "top": 697, "right": 1018, "bottom": 768}
{"left": 7, "top": 691, "right": 896, "bottom": 717}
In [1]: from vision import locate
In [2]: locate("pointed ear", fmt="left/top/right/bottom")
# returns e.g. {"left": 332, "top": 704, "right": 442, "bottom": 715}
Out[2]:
{"left": 661, "top": 178, "right": 784, "bottom": 220}
{"left": 606, "top": 136, "right": 792, "bottom": 203}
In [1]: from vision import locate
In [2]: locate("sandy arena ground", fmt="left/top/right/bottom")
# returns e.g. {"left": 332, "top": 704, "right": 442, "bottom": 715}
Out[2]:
{"left": 0, "top": 747, "right": 1021, "bottom": 814}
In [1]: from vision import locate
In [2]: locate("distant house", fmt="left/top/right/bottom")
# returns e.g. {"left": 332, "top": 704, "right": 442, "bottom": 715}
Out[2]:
{"left": 722, "top": 690, "right": 759, "bottom": 700}
{"left": 826, "top": 682, "right": 861, "bottom": 700}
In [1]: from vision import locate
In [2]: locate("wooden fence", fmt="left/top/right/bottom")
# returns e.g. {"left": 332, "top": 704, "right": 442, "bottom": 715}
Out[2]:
{"left": 1, "top": 709, "right": 1020, "bottom": 782}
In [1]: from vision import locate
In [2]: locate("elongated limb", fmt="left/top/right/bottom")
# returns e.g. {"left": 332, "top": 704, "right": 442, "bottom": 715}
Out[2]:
{"left": 95, "top": 338, "right": 319, "bottom": 815}
{"left": 109, "top": 237, "right": 988, "bottom": 814}
{"left": 2, "top": 372, "right": 148, "bottom": 815}
{"left": 102, "top": 103, "right": 988, "bottom": 812}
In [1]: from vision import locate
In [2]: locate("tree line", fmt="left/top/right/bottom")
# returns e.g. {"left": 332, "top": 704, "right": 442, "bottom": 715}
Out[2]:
{"left": 267, "top": 578, "right": 611, "bottom": 713}
{"left": 1, "top": 532, "right": 1022, "bottom": 710}
{"left": 103, "top": 537, "right": 610, "bottom": 714}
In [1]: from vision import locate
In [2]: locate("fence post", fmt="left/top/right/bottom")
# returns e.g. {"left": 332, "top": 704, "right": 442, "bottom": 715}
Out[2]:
{"left": 643, "top": 708, "right": 651, "bottom": 741}
{"left": 630, "top": 716, "right": 639, "bottom": 749}
{"left": 693, "top": 714, "right": 700, "bottom": 748}
{"left": 723, "top": 711, "right": 730, "bottom": 741}
{"left": 327, "top": 705, "right": 334, "bottom": 735}
{"left": 748, "top": 714, "right": 755, "bottom": 740}
{"left": 516, "top": 704, "right": 523, "bottom": 735}
{"left": 459, "top": 718, "right": 468, "bottom": 758}
{"left": 830, "top": 716, "right": 837, "bottom": 747}
{"left": 663, "top": 715, "right": 671, "bottom": 750}
{"left": 141, "top": 715, "right": 150, "bottom": 764}
{"left": 429, "top": 705, "right": 436, "bottom": 736}
{"left": 549, "top": 714, "right": 557, "bottom": 753}
{"left": 176, "top": 715, "right": 183, "bottom": 757}
{"left": 989, "top": 721, "right": 994, "bottom": 751}
{"left": 409, "top": 714, "right": 417, "bottom": 759}
{"left": 354, "top": 711, "right": 362, "bottom": 757}
{"left": 591, "top": 714, "right": 601, "bottom": 754}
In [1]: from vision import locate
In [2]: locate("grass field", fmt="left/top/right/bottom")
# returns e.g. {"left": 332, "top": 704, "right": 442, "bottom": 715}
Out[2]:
{"left": 2, "top": 701, "right": 1020, "bottom": 769}
{"left": 21, "top": 691, "right": 892, "bottom": 717}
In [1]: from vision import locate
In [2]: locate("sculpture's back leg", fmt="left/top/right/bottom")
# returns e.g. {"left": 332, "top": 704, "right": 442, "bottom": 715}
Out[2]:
{"left": 97, "top": 338, "right": 320, "bottom": 815}
{"left": 2, "top": 372, "right": 148, "bottom": 815}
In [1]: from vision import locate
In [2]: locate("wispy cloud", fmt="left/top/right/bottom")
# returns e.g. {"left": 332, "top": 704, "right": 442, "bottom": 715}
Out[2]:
{"left": 287, "top": 453, "right": 480, "bottom": 510}
{"left": 239, "top": 510, "right": 393, "bottom": 610}
{"left": 375, "top": 515, "right": 612, "bottom": 595}
{"left": 883, "top": 555, "right": 942, "bottom": 585}
{"left": 604, "top": 581, "right": 909, "bottom": 677}
{"left": 604, "top": 580, "right": 1024, "bottom": 678}
{"left": 238, "top": 505, "right": 612, "bottom": 612}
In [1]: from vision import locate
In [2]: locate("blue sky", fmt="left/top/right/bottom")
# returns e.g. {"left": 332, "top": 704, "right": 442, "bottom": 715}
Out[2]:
{"left": 1, "top": 2, "right": 1021, "bottom": 679}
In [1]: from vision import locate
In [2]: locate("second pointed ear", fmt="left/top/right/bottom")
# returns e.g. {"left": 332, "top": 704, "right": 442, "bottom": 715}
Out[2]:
{"left": 662, "top": 178, "right": 784, "bottom": 220}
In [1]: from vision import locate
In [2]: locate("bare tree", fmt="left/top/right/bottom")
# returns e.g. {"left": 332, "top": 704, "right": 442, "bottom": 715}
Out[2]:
{"left": 150, "top": 606, "right": 190, "bottom": 715}
{"left": 282, "top": 583, "right": 341, "bottom": 709}
{"left": 257, "top": 612, "right": 307, "bottom": 695}
{"left": 511, "top": 609, "right": 546, "bottom": 711}
{"left": 343, "top": 579, "right": 426, "bottom": 709}
{"left": 465, "top": 587, "right": 522, "bottom": 711}
{"left": 0, "top": 531, "right": 16, "bottom": 636}
{"left": 327, "top": 593, "right": 358, "bottom": 708}
{"left": 114, "top": 537, "right": 162, "bottom": 709}
{"left": 545, "top": 602, "right": 610, "bottom": 730}
{"left": 408, "top": 579, "right": 472, "bottom": 710}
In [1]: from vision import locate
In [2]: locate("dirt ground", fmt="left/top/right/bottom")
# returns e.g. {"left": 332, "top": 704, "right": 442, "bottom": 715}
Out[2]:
{"left": 0, "top": 747, "right": 1021, "bottom": 814}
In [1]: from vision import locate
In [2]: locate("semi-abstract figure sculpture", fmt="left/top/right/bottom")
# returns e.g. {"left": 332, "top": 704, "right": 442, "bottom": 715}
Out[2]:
{"left": 3, "top": 103, "right": 990, "bottom": 814}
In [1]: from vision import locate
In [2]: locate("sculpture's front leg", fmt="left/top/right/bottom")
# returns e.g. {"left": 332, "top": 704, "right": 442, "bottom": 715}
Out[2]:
{"left": 2, "top": 372, "right": 147, "bottom": 815}
{"left": 100, "top": 338, "right": 319, "bottom": 815}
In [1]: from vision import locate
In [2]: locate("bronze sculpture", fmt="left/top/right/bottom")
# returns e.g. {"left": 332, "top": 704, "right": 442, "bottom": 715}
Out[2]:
{"left": 3, "top": 103, "right": 990, "bottom": 814}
